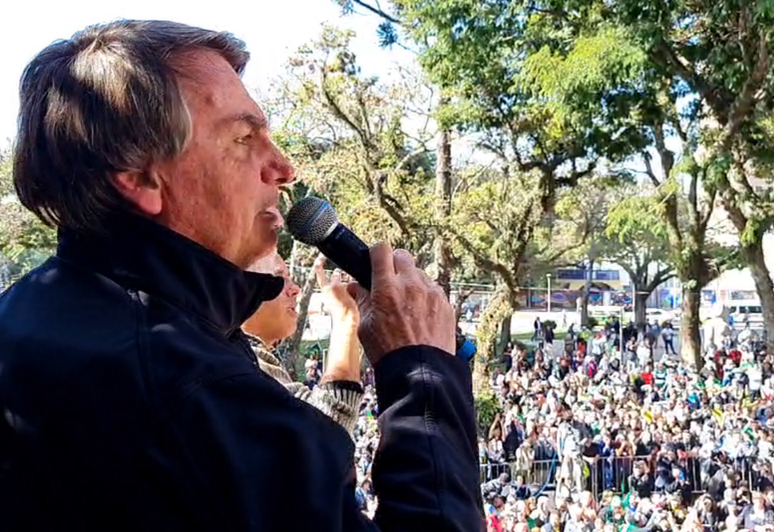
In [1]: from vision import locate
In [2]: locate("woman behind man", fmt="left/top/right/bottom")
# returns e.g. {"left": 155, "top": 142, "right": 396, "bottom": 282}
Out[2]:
{"left": 243, "top": 252, "right": 364, "bottom": 435}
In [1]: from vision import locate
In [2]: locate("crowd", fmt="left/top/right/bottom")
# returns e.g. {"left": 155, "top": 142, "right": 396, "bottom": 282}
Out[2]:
{"left": 325, "top": 316, "right": 774, "bottom": 531}
{"left": 477, "top": 319, "right": 773, "bottom": 531}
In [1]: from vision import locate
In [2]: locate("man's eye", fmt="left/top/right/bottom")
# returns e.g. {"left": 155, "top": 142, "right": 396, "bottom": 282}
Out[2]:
{"left": 236, "top": 134, "right": 254, "bottom": 144}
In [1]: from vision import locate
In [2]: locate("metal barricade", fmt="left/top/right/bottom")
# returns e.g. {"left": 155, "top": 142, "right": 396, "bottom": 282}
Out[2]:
{"left": 479, "top": 462, "right": 510, "bottom": 483}
{"left": 482, "top": 454, "right": 761, "bottom": 498}
{"left": 479, "top": 458, "right": 558, "bottom": 488}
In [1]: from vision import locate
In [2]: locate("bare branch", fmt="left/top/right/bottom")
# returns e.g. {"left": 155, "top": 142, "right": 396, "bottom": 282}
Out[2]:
{"left": 642, "top": 153, "right": 662, "bottom": 188}
{"left": 350, "top": 0, "right": 400, "bottom": 23}
{"left": 318, "top": 69, "right": 372, "bottom": 151}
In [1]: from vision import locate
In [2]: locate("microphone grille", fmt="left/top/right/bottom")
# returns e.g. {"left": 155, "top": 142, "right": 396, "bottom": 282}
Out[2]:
{"left": 286, "top": 197, "right": 338, "bottom": 245}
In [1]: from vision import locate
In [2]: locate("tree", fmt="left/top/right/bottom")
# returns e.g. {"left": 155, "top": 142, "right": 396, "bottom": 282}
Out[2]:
{"left": 723, "top": 154, "right": 774, "bottom": 354}
{"left": 518, "top": 0, "right": 774, "bottom": 361}
{"left": 270, "top": 27, "right": 437, "bottom": 257}
{"left": 368, "top": 0, "right": 647, "bottom": 384}
{"left": 645, "top": 1, "right": 774, "bottom": 355}
{"left": 551, "top": 174, "right": 632, "bottom": 327}
{"left": 399, "top": 0, "right": 766, "bottom": 368}
{"left": 264, "top": 27, "right": 445, "bottom": 374}
{"left": 604, "top": 187, "right": 675, "bottom": 328}
{"left": 432, "top": 122, "right": 454, "bottom": 297}
{"left": 448, "top": 165, "right": 593, "bottom": 389}
{"left": 0, "top": 149, "right": 56, "bottom": 276}
{"left": 333, "top": 1, "right": 482, "bottom": 301}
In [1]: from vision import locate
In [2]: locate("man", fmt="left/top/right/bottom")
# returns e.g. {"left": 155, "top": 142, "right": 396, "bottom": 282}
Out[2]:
{"left": 0, "top": 20, "right": 483, "bottom": 531}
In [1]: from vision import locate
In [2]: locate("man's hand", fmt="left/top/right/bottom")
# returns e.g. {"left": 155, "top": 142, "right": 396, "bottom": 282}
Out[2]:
{"left": 315, "top": 255, "right": 361, "bottom": 383}
{"left": 348, "top": 242, "right": 455, "bottom": 365}
{"left": 314, "top": 255, "right": 359, "bottom": 326}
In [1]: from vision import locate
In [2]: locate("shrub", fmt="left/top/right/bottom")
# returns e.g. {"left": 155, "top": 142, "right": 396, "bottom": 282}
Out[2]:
{"left": 474, "top": 391, "right": 502, "bottom": 437}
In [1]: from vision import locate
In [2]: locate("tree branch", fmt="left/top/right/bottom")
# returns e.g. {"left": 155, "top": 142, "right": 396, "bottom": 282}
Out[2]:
{"left": 318, "top": 69, "right": 372, "bottom": 150}
{"left": 350, "top": 0, "right": 400, "bottom": 24}
{"left": 392, "top": 145, "right": 430, "bottom": 174}
{"left": 449, "top": 228, "right": 516, "bottom": 292}
{"left": 645, "top": 267, "right": 675, "bottom": 294}
{"left": 642, "top": 152, "right": 662, "bottom": 188}
{"left": 716, "top": 35, "right": 770, "bottom": 152}
{"left": 653, "top": 40, "right": 727, "bottom": 115}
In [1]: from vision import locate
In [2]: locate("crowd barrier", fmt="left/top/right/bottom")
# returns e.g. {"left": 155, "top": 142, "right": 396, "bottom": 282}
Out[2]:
{"left": 480, "top": 454, "right": 763, "bottom": 497}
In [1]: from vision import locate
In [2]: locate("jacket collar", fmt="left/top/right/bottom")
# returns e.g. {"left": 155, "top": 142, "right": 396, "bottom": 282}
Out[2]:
{"left": 56, "top": 213, "right": 284, "bottom": 336}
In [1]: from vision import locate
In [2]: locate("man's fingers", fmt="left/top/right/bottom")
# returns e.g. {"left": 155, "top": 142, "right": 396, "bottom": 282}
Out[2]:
{"left": 370, "top": 242, "right": 395, "bottom": 283}
{"left": 417, "top": 267, "right": 439, "bottom": 289}
{"left": 393, "top": 249, "right": 416, "bottom": 274}
{"left": 331, "top": 269, "right": 342, "bottom": 285}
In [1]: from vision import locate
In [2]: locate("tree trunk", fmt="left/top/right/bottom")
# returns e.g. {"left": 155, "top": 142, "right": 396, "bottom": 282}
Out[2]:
{"left": 580, "top": 258, "right": 595, "bottom": 326}
{"left": 498, "top": 314, "right": 512, "bottom": 355}
{"left": 744, "top": 242, "right": 774, "bottom": 354}
{"left": 634, "top": 290, "right": 648, "bottom": 333}
{"left": 720, "top": 193, "right": 774, "bottom": 355}
{"left": 472, "top": 289, "right": 511, "bottom": 394}
{"left": 680, "top": 286, "right": 703, "bottom": 370}
{"left": 433, "top": 122, "right": 453, "bottom": 298}
{"left": 279, "top": 269, "right": 316, "bottom": 379}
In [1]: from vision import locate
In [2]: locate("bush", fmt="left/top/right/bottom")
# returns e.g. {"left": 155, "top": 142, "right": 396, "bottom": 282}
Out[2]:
{"left": 543, "top": 319, "right": 557, "bottom": 330}
{"left": 586, "top": 316, "right": 599, "bottom": 329}
{"left": 474, "top": 391, "right": 502, "bottom": 437}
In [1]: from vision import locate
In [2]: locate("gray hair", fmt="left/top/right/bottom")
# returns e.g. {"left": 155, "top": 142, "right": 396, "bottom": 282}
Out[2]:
{"left": 13, "top": 19, "right": 249, "bottom": 233}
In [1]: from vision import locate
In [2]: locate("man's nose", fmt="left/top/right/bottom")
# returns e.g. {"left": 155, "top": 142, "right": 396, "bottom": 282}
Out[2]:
{"left": 262, "top": 141, "right": 295, "bottom": 186}
{"left": 286, "top": 280, "right": 301, "bottom": 297}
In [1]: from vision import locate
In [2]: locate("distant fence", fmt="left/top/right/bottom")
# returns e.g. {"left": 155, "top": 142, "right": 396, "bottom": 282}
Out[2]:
{"left": 480, "top": 454, "right": 762, "bottom": 498}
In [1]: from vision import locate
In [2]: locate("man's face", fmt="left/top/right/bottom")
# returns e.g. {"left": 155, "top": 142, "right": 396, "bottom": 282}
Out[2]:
{"left": 155, "top": 50, "right": 293, "bottom": 268}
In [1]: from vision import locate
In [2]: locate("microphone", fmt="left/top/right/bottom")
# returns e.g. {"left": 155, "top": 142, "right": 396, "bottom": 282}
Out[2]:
{"left": 287, "top": 196, "right": 474, "bottom": 362}
{"left": 285, "top": 197, "right": 372, "bottom": 290}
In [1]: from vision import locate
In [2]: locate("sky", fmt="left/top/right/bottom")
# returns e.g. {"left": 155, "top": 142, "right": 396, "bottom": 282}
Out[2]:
{"left": 0, "top": 0, "right": 411, "bottom": 143}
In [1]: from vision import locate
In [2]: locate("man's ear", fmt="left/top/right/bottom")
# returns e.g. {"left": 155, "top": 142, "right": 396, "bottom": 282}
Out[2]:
{"left": 113, "top": 170, "right": 163, "bottom": 216}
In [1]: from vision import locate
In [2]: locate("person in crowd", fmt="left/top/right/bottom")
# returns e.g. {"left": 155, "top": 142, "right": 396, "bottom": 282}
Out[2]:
{"left": 306, "top": 353, "right": 321, "bottom": 385}
{"left": 661, "top": 322, "right": 677, "bottom": 356}
{"left": 243, "top": 252, "right": 363, "bottom": 435}
{"left": 0, "top": 19, "right": 483, "bottom": 531}
{"left": 466, "top": 303, "right": 774, "bottom": 531}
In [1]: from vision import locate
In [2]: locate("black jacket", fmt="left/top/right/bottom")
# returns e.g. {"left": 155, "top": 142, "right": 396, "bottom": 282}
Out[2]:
{"left": 0, "top": 214, "right": 483, "bottom": 531}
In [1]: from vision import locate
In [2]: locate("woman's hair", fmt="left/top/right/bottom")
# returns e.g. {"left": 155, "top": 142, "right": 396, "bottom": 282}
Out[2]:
{"left": 13, "top": 20, "right": 248, "bottom": 233}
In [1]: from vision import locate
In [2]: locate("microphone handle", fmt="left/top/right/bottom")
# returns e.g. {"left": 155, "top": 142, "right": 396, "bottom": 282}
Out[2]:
{"left": 316, "top": 223, "right": 372, "bottom": 290}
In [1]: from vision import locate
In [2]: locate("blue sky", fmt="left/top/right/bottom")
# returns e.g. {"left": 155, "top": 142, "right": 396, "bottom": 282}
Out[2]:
{"left": 0, "top": 0, "right": 409, "bottom": 142}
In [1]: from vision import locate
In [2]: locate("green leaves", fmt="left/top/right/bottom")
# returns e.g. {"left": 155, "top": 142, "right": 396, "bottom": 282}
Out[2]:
{"left": 268, "top": 26, "right": 437, "bottom": 255}
{"left": 0, "top": 150, "right": 57, "bottom": 273}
